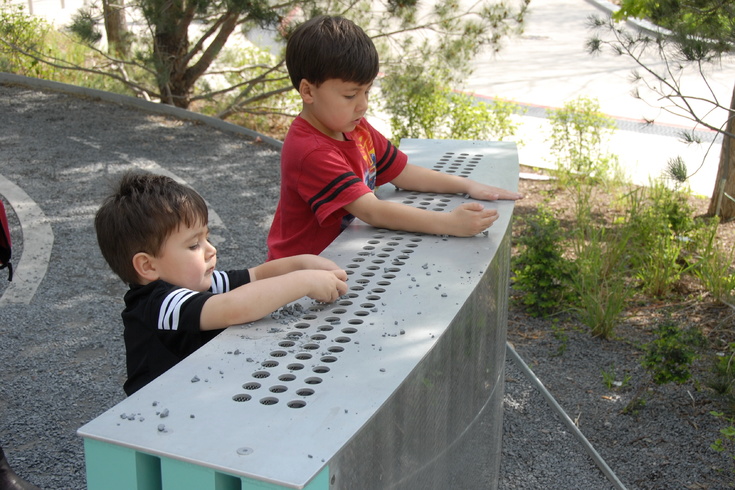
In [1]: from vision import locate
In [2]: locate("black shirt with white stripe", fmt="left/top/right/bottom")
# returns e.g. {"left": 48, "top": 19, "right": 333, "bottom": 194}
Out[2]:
{"left": 121, "top": 269, "right": 250, "bottom": 395}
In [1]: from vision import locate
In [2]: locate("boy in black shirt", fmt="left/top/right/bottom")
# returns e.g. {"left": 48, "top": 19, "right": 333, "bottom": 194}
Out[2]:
{"left": 95, "top": 172, "right": 348, "bottom": 395}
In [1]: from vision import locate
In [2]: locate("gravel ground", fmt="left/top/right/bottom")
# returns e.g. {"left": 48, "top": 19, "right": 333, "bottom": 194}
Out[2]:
{"left": 1, "top": 78, "right": 728, "bottom": 489}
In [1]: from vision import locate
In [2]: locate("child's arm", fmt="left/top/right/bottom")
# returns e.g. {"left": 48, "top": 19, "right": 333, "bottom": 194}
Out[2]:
{"left": 391, "top": 163, "right": 523, "bottom": 201}
{"left": 344, "top": 162, "right": 522, "bottom": 237}
{"left": 199, "top": 256, "right": 348, "bottom": 330}
{"left": 345, "top": 193, "right": 498, "bottom": 237}
{"left": 248, "top": 254, "right": 343, "bottom": 282}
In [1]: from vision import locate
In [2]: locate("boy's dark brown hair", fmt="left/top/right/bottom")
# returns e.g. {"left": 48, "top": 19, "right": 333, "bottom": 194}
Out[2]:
{"left": 286, "top": 15, "right": 379, "bottom": 89}
{"left": 95, "top": 172, "right": 209, "bottom": 285}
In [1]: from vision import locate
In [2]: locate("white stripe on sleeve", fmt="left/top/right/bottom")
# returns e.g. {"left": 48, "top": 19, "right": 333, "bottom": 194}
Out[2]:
{"left": 158, "top": 288, "right": 199, "bottom": 330}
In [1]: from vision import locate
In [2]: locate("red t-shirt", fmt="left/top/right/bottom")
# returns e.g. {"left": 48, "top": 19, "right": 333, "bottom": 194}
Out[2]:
{"left": 267, "top": 117, "right": 408, "bottom": 259}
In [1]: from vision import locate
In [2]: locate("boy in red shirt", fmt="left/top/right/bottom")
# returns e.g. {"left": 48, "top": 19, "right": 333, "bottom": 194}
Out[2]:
{"left": 267, "top": 15, "right": 522, "bottom": 260}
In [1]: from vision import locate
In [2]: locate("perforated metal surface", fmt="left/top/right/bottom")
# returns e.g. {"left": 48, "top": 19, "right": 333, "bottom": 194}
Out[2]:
{"left": 78, "top": 140, "right": 519, "bottom": 489}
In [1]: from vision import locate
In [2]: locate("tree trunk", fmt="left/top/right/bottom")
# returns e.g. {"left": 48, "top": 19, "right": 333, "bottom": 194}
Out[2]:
{"left": 707, "top": 81, "right": 735, "bottom": 220}
{"left": 102, "top": 0, "right": 129, "bottom": 58}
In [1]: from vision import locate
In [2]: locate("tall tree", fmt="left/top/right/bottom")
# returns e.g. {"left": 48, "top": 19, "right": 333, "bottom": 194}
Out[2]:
{"left": 102, "top": 0, "right": 129, "bottom": 58}
{"left": 587, "top": 0, "right": 735, "bottom": 219}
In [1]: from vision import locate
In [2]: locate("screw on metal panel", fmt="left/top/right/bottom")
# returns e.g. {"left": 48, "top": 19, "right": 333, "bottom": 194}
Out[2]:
{"left": 236, "top": 447, "right": 254, "bottom": 456}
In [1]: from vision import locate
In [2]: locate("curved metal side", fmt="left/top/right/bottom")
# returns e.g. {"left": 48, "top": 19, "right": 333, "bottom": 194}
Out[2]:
{"left": 77, "top": 140, "right": 518, "bottom": 490}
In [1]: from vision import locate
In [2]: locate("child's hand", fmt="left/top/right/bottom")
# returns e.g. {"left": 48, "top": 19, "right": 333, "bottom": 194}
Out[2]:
{"left": 448, "top": 202, "right": 499, "bottom": 236}
{"left": 466, "top": 181, "right": 523, "bottom": 201}
{"left": 305, "top": 269, "right": 348, "bottom": 303}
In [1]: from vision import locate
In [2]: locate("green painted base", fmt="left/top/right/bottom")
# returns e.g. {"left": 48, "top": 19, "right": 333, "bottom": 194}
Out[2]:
{"left": 83, "top": 438, "right": 329, "bottom": 490}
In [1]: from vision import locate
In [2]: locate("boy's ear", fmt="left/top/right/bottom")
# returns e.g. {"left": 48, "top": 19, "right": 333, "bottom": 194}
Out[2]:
{"left": 298, "top": 79, "right": 314, "bottom": 103}
{"left": 132, "top": 252, "right": 159, "bottom": 283}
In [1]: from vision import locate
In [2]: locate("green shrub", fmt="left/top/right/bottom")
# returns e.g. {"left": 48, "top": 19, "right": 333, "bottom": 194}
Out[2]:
{"left": 380, "top": 66, "right": 523, "bottom": 143}
{"left": 569, "top": 225, "right": 632, "bottom": 338}
{"left": 511, "top": 205, "right": 572, "bottom": 317}
{"left": 547, "top": 95, "right": 617, "bottom": 182}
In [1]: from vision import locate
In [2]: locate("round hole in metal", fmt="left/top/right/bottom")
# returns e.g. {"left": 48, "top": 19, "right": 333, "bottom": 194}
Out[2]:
{"left": 252, "top": 371, "right": 270, "bottom": 379}
{"left": 304, "top": 377, "right": 323, "bottom": 385}
{"left": 260, "top": 397, "right": 279, "bottom": 406}
{"left": 288, "top": 363, "right": 304, "bottom": 371}
{"left": 270, "top": 385, "right": 287, "bottom": 393}
{"left": 279, "top": 340, "right": 295, "bottom": 348}
{"left": 243, "top": 382, "right": 261, "bottom": 390}
{"left": 317, "top": 325, "right": 333, "bottom": 332}
{"left": 261, "top": 360, "right": 278, "bottom": 368}
{"left": 270, "top": 350, "right": 287, "bottom": 358}
{"left": 313, "top": 366, "right": 330, "bottom": 374}
{"left": 342, "top": 327, "right": 358, "bottom": 334}
{"left": 328, "top": 346, "right": 344, "bottom": 353}
{"left": 311, "top": 334, "right": 327, "bottom": 341}
{"left": 297, "top": 388, "right": 315, "bottom": 396}
{"left": 279, "top": 374, "right": 296, "bottom": 382}
{"left": 303, "top": 343, "right": 319, "bottom": 350}
{"left": 320, "top": 356, "right": 338, "bottom": 363}
{"left": 295, "top": 353, "right": 312, "bottom": 360}
{"left": 288, "top": 400, "right": 307, "bottom": 409}
{"left": 232, "top": 394, "right": 252, "bottom": 402}
{"left": 334, "top": 336, "right": 351, "bottom": 343}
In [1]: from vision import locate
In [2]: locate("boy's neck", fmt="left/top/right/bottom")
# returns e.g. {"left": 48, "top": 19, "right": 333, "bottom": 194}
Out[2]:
{"left": 299, "top": 112, "right": 346, "bottom": 141}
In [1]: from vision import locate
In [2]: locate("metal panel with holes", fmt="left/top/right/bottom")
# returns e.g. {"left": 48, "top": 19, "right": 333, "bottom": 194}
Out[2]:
{"left": 78, "top": 140, "right": 518, "bottom": 490}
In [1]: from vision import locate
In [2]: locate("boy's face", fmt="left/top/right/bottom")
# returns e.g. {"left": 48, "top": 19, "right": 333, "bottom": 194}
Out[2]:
{"left": 147, "top": 221, "right": 217, "bottom": 292}
{"left": 299, "top": 78, "right": 372, "bottom": 140}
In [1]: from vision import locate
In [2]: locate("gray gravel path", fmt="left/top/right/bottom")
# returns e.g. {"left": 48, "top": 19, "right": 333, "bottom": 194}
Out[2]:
{"left": 0, "top": 77, "right": 624, "bottom": 489}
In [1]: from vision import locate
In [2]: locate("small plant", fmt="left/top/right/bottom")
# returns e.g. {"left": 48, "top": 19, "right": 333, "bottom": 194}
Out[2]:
{"left": 547, "top": 95, "right": 617, "bottom": 182}
{"left": 624, "top": 319, "right": 706, "bottom": 413}
{"left": 551, "top": 319, "right": 569, "bottom": 356}
{"left": 602, "top": 364, "right": 632, "bottom": 389}
{"left": 511, "top": 205, "right": 572, "bottom": 317}
{"left": 692, "top": 221, "right": 735, "bottom": 305}
{"left": 622, "top": 180, "right": 697, "bottom": 297}
{"left": 709, "top": 343, "right": 735, "bottom": 400}
{"left": 569, "top": 225, "right": 632, "bottom": 339}
{"left": 710, "top": 411, "right": 735, "bottom": 473}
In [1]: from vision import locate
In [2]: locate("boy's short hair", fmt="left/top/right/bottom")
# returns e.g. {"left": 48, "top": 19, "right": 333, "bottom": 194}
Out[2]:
{"left": 286, "top": 15, "right": 379, "bottom": 89}
{"left": 95, "top": 172, "right": 208, "bottom": 285}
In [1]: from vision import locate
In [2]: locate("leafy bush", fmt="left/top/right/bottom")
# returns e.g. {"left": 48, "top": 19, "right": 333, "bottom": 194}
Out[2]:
{"left": 547, "top": 95, "right": 617, "bottom": 182}
{"left": 380, "top": 66, "right": 524, "bottom": 143}
{"left": 511, "top": 205, "right": 572, "bottom": 317}
{"left": 569, "top": 225, "right": 632, "bottom": 338}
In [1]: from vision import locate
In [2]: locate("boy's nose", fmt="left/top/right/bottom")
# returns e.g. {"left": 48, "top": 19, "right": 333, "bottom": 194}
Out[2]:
{"left": 356, "top": 93, "right": 369, "bottom": 112}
